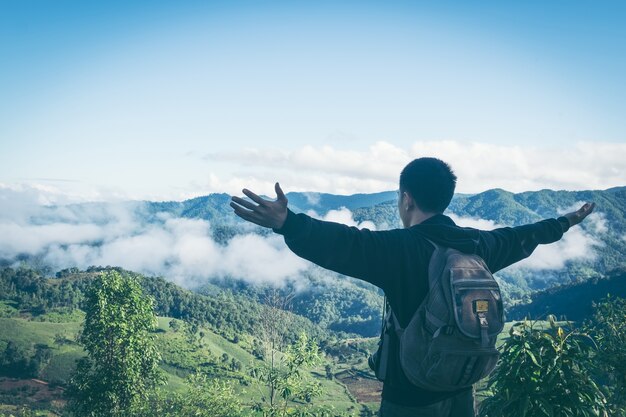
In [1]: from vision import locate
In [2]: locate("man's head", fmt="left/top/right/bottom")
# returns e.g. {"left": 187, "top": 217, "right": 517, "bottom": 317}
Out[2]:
{"left": 398, "top": 157, "right": 457, "bottom": 226}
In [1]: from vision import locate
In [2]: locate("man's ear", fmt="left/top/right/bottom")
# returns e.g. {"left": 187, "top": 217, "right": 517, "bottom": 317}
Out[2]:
{"left": 404, "top": 191, "right": 416, "bottom": 211}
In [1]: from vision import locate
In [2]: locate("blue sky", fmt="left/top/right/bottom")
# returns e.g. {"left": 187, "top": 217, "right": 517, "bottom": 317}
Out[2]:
{"left": 1, "top": 0, "right": 625, "bottom": 201}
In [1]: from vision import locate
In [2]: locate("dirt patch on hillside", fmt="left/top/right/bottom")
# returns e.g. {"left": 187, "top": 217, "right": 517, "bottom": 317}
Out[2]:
{"left": 336, "top": 370, "right": 382, "bottom": 403}
{"left": 0, "top": 377, "right": 65, "bottom": 409}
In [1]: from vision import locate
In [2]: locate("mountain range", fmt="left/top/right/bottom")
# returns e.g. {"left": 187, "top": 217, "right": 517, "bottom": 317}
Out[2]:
{"left": 4, "top": 186, "right": 625, "bottom": 336}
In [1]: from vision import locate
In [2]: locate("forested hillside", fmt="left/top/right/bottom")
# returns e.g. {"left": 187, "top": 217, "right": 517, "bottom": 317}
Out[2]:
{"left": 0, "top": 267, "right": 331, "bottom": 347}
{"left": 0, "top": 267, "right": 377, "bottom": 416}
{"left": 507, "top": 267, "right": 626, "bottom": 321}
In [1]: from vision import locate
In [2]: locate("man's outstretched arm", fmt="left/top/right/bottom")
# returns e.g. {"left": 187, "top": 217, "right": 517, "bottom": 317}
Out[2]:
{"left": 230, "top": 183, "right": 405, "bottom": 289}
{"left": 480, "top": 202, "right": 596, "bottom": 273}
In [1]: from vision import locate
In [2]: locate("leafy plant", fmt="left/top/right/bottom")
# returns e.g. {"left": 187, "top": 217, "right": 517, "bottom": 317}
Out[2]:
{"left": 480, "top": 317, "right": 609, "bottom": 417}
{"left": 137, "top": 373, "right": 247, "bottom": 417}
{"left": 585, "top": 296, "right": 626, "bottom": 415}
{"left": 249, "top": 332, "right": 327, "bottom": 417}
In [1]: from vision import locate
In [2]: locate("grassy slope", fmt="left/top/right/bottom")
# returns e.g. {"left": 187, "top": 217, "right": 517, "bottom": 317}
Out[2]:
{"left": 0, "top": 313, "right": 564, "bottom": 415}
{"left": 0, "top": 315, "right": 358, "bottom": 414}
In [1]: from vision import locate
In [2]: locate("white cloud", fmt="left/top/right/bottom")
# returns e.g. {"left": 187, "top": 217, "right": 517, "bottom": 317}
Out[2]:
{"left": 204, "top": 140, "right": 626, "bottom": 196}
{"left": 219, "top": 234, "right": 308, "bottom": 285}
{"left": 207, "top": 142, "right": 407, "bottom": 183}
{"left": 302, "top": 192, "right": 321, "bottom": 207}
{"left": 307, "top": 207, "right": 377, "bottom": 230}
{"left": 4, "top": 141, "right": 624, "bottom": 202}
{"left": 210, "top": 171, "right": 394, "bottom": 198}
{"left": 446, "top": 213, "right": 504, "bottom": 230}
{"left": 0, "top": 223, "right": 103, "bottom": 257}
{"left": 588, "top": 213, "right": 608, "bottom": 234}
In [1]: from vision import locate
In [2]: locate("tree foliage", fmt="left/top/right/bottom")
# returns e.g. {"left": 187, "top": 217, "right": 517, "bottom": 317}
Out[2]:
{"left": 0, "top": 341, "right": 52, "bottom": 379}
{"left": 480, "top": 318, "right": 609, "bottom": 417}
{"left": 66, "top": 270, "right": 164, "bottom": 416}
{"left": 250, "top": 332, "right": 326, "bottom": 417}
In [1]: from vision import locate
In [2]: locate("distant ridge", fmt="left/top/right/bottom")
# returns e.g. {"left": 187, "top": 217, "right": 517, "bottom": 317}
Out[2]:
{"left": 285, "top": 190, "right": 397, "bottom": 214}
{"left": 507, "top": 267, "right": 626, "bottom": 321}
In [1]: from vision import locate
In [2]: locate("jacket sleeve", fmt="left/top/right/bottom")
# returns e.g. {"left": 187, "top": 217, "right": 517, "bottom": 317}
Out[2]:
{"left": 274, "top": 210, "right": 406, "bottom": 290}
{"left": 478, "top": 217, "right": 570, "bottom": 273}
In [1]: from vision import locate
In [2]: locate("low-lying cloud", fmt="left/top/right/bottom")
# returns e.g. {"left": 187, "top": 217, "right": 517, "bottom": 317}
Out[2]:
{"left": 514, "top": 225, "right": 602, "bottom": 270}
{"left": 511, "top": 203, "right": 607, "bottom": 271}
{"left": 0, "top": 186, "right": 307, "bottom": 287}
{"left": 447, "top": 213, "right": 504, "bottom": 231}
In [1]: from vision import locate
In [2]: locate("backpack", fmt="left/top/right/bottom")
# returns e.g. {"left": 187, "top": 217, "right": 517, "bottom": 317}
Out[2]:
{"left": 369, "top": 240, "right": 504, "bottom": 392}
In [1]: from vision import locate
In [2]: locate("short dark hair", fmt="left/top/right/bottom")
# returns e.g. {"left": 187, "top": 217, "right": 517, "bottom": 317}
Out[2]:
{"left": 399, "top": 157, "right": 457, "bottom": 213}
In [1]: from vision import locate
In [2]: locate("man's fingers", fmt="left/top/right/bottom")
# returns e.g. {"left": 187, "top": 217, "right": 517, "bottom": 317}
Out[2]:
{"left": 565, "top": 202, "right": 596, "bottom": 228}
{"left": 230, "top": 202, "right": 263, "bottom": 224}
{"left": 231, "top": 184, "right": 288, "bottom": 229}
{"left": 242, "top": 189, "right": 267, "bottom": 205}
{"left": 231, "top": 196, "right": 257, "bottom": 210}
{"left": 275, "top": 182, "right": 287, "bottom": 203}
{"left": 230, "top": 201, "right": 252, "bottom": 217}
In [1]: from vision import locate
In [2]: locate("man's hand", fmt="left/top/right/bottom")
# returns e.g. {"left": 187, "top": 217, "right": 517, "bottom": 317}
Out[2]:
{"left": 230, "top": 182, "right": 288, "bottom": 229}
{"left": 563, "top": 202, "right": 596, "bottom": 228}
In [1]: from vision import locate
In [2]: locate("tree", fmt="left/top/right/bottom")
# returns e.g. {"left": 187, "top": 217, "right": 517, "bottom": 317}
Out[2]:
{"left": 0, "top": 341, "right": 32, "bottom": 378}
{"left": 230, "top": 358, "right": 242, "bottom": 372}
{"left": 66, "top": 271, "right": 164, "bottom": 416}
{"left": 256, "top": 289, "right": 295, "bottom": 409}
{"left": 585, "top": 296, "right": 626, "bottom": 415}
{"left": 480, "top": 318, "right": 608, "bottom": 417}
{"left": 249, "top": 332, "right": 325, "bottom": 417}
{"left": 184, "top": 318, "right": 203, "bottom": 348}
{"left": 168, "top": 319, "right": 181, "bottom": 332}
{"left": 324, "top": 364, "right": 334, "bottom": 380}
{"left": 30, "top": 343, "right": 52, "bottom": 377}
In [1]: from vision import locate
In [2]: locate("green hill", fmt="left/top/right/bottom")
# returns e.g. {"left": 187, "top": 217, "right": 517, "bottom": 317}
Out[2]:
{"left": 0, "top": 314, "right": 360, "bottom": 415}
{"left": 507, "top": 267, "right": 626, "bottom": 321}
{"left": 0, "top": 267, "right": 367, "bottom": 415}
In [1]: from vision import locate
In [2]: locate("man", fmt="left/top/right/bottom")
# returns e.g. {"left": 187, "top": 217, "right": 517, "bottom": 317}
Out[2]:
{"left": 230, "top": 157, "right": 595, "bottom": 417}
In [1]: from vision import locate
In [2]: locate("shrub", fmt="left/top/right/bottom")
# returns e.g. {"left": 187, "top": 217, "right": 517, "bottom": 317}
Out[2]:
{"left": 480, "top": 318, "right": 609, "bottom": 417}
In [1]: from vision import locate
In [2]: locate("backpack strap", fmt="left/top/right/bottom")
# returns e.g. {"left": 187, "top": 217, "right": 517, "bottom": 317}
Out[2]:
{"left": 372, "top": 296, "right": 393, "bottom": 380}
{"left": 423, "top": 238, "right": 455, "bottom": 335}
{"left": 377, "top": 326, "right": 391, "bottom": 378}
{"left": 390, "top": 310, "right": 403, "bottom": 338}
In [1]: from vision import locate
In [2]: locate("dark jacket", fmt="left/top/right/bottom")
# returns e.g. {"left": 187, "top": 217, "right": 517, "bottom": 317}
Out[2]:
{"left": 275, "top": 210, "right": 570, "bottom": 406}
